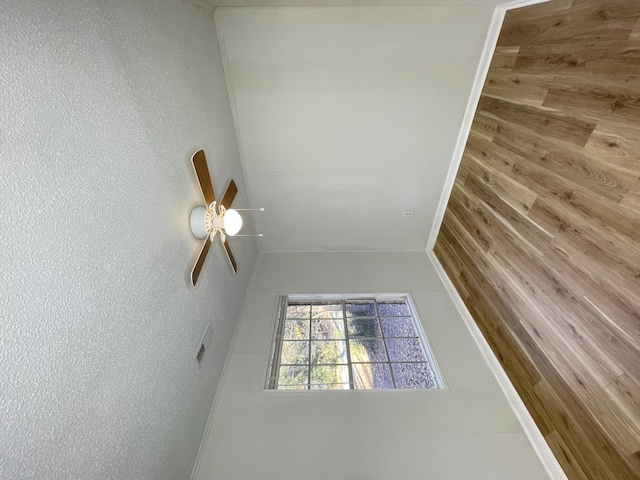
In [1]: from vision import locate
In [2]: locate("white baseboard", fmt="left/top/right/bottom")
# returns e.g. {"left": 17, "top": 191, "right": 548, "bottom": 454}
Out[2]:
{"left": 499, "top": 0, "right": 555, "bottom": 9}
{"left": 426, "top": 5, "right": 505, "bottom": 250}
{"left": 427, "top": 250, "right": 568, "bottom": 480}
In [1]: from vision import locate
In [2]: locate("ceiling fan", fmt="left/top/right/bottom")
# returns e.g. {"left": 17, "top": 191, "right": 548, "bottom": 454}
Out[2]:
{"left": 189, "top": 149, "right": 240, "bottom": 286}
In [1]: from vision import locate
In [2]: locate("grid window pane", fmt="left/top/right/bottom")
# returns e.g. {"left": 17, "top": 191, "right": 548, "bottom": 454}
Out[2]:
{"left": 286, "top": 304, "right": 310, "bottom": 319}
{"left": 269, "top": 297, "right": 441, "bottom": 390}
{"left": 310, "top": 364, "right": 350, "bottom": 385}
{"left": 353, "top": 363, "right": 394, "bottom": 389}
{"left": 309, "top": 383, "right": 351, "bottom": 390}
{"left": 380, "top": 317, "right": 415, "bottom": 337}
{"left": 310, "top": 340, "right": 347, "bottom": 364}
{"left": 347, "top": 317, "right": 382, "bottom": 338}
{"left": 278, "top": 384, "right": 308, "bottom": 390}
{"left": 281, "top": 341, "right": 309, "bottom": 364}
{"left": 345, "top": 301, "right": 376, "bottom": 318}
{"left": 310, "top": 303, "right": 343, "bottom": 319}
{"left": 386, "top": 338, "right": 427, "bottom": 362}
{"left": 392, "top": 362, "right": 436, "bottom": 389}
{"left": 349, "top": 339, "right": 388, "bottom": 363}
{"left": 377, "top": 302, "right": 410, "bottom": 317}
{"left": 284, "top": 320, "right": 309, "bottom": 340}
{"left": 278, "top": 366, "right": 308, "bottom": 386}
{"left": 311, "top": 320, "right": 345, "bottom": 340}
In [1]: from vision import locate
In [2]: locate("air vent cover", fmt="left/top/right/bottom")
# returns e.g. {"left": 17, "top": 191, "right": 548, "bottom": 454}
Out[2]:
{"left": 195, "top": 322, "right": 213, "bottom": 364}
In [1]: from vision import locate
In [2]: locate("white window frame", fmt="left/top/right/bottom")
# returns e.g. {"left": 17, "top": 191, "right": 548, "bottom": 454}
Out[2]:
{"left": 265, "top": 294, "right": 444, "bottom": 390}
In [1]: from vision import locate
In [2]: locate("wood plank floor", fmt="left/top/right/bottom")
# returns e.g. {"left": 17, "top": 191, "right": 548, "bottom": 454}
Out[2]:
{"left": 434, "top": 1, "right": 640, "bottom": 478}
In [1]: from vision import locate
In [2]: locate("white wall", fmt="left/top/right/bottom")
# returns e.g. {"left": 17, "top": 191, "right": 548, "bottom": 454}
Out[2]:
{"left": 217, "top": 6, "right": 496, "bottom": 252}
{"left": 0, "top": 1, "right": 258, "bottom": 479}
{"left": 196, "top": 252, "right": 550, "bottom": 480}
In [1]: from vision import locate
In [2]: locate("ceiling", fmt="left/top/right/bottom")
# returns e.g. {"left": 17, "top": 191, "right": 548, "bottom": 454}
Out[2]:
{"left": 215, "top": 5, "right": 497, "bottom": 252}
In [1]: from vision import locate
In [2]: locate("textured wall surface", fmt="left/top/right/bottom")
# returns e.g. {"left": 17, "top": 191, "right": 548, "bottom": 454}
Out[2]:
{"left": 0, "top": 1, "right": 258, "bottom": 478}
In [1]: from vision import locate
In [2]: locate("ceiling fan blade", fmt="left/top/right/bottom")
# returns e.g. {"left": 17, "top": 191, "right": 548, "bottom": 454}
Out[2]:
{"left": 220, "top": 180, "right": 238, "bottom": 210}
{"left": 192, "top": 150, "right": 216, "bottom": 205}
{"left": 223, "top": 240, "right": 238, "bottom": 274}
{"left": 191, "top": 237, "right": 212, "bottom": 286}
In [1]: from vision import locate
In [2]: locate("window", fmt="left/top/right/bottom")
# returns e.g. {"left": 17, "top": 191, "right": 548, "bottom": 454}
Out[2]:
{"left": 266, "top": 296, "right": 443, "bottom": 390}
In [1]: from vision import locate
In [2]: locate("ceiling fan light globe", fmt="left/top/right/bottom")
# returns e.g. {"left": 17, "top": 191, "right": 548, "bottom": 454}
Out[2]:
{"left": 223, "top": 209, "right": 242, "bottom": 236}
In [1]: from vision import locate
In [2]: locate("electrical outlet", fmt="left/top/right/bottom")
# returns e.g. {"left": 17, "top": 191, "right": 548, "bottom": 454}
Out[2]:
{"left": 402, "top": 210, "right": 414, "bottom": 217}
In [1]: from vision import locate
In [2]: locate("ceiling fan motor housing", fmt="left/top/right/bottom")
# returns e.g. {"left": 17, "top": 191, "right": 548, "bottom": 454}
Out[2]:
{"left": 190, "top": 206, "right": 208, "bottom": 239}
